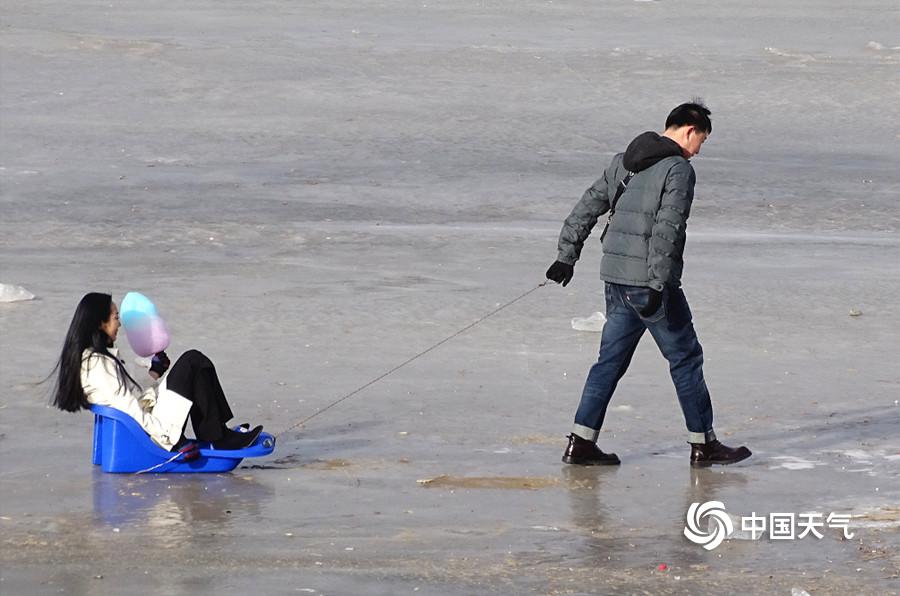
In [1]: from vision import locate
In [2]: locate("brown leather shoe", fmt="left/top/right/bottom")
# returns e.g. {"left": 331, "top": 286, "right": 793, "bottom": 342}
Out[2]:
{"left": 562, "top": 434, "right": 621, "bottom": 465}
{"left": 690, "top": 440, "right": 751, "bottom": 467}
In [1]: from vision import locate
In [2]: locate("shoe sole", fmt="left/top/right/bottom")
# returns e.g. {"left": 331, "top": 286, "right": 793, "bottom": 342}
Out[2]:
{"left": 562, "top": 455, "right": 620, "bottom": 466}
{"left": 690, "top": 451, "right": 752, "bottom": 467}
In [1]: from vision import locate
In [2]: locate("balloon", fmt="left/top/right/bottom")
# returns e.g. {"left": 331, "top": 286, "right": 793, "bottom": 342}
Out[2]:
{"left": 120, "top": 292, "right": 169, "bottom": 356}
{"left": 120, "top": 292, "right": 158, "bottom": 328}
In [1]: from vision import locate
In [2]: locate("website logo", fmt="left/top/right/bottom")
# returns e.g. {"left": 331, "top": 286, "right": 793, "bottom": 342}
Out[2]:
{"left": 684, "top": 500, "right": 733, "bottom": 550}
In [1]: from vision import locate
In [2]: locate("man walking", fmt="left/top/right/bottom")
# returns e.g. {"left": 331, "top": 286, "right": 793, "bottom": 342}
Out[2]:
{"left": 546, "top": 102, "right": 751, "bottom": 467}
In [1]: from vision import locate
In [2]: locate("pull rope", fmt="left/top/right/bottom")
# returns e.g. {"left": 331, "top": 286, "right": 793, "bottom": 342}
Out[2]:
{"left": 134, "top": 444, "right": 196, "bottom": 475}
{"left": 275, "top": 281, "right": 549, "bottom": 437}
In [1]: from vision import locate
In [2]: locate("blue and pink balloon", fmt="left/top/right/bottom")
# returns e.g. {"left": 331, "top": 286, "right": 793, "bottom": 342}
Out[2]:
{"left": 120, "top": 291, "right": 170, "bottom": 357}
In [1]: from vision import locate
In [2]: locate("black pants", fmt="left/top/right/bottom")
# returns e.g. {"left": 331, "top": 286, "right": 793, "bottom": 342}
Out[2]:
{"left": 165, "top": 349, "right": 235, "bottom": 442}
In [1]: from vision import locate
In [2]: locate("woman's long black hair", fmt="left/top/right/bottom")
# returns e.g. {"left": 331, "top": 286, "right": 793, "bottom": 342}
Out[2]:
{"left": 51, "top": 292, "right": 140, "bottom": 412}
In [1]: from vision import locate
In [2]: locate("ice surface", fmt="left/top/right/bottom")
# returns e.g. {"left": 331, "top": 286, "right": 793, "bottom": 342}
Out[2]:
{"left": 1, "top": 0, "right": 898, "bottom": 594}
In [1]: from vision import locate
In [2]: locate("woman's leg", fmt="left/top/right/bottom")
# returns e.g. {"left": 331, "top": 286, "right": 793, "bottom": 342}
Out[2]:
{"left": 165, "top": 349, "right": 235, "bottom": 442}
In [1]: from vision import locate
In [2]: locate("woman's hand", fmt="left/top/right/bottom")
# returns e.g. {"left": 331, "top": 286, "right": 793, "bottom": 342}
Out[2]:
{"left": 149, "top": 351, "right": 170, "bottom": 379}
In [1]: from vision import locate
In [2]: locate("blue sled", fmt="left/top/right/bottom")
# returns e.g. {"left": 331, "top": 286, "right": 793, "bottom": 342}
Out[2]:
{"left": 90, "top": 405, "right": 275, "bottom": 473}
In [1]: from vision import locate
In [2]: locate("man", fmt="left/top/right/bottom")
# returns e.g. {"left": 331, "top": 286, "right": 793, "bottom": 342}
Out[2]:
{"left": 546, "top": 102, "right": 751, "bottom": 467}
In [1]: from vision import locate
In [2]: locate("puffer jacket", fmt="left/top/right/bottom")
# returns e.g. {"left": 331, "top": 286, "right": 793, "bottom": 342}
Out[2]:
{"left": 555, "top": 131, "right": 696, "bottom": 291}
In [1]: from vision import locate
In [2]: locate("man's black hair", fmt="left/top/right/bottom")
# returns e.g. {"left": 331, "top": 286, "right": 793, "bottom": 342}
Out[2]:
{"left": 665, "top": 100, "right": 712, "bottom": 134}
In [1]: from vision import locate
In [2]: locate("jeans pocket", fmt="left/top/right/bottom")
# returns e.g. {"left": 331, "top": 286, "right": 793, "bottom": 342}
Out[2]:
{"left": 624, "top": 287, "right": 666, "bottom": 323}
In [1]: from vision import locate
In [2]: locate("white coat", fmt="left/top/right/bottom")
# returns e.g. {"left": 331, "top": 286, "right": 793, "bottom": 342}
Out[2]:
{"left": 80, "top": 347, "right": 192, "bottom": 451}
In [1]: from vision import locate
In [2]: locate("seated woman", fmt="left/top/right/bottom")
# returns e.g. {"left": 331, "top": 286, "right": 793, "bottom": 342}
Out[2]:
{"left": 51, "top": 292, "right": 262, "bottom": 451}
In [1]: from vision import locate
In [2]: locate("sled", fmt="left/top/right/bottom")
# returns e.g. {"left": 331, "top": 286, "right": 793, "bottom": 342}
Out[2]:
{"left": 90, "top": 404, "right": 275, "bottom": 473}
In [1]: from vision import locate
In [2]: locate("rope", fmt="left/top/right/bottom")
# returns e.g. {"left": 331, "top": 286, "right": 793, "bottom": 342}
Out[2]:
{"left": 275, "top": 281, "right": 549, "bottom": 437}
{"left": 135, "top": 450, "right": 185, "bottom": 475}
{"left": 135, "top": 443, "right": 200, "bottom": 474}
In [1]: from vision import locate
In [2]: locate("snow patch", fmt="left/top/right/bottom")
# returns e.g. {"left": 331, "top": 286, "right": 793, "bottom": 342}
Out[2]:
{"left": 768, "top": 456, "right": 823, "bottom": 470}
{"left": 0, "top": 284, "right": 35, "bottom": 303}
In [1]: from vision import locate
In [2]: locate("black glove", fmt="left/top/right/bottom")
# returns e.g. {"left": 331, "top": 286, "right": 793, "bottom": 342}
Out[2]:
{"left": 150, "top": 351, "right": 171, "bottom": 377}
{"left": 640, "top": 289, "right": 663, "bottom": 317}
{"left": 546, "top": 261, "right": 575, "bottom": 287}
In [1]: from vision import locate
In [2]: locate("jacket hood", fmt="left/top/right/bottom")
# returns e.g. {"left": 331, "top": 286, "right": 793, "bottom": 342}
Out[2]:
{"left": 622, "top": 131, "right": 683, "bottom": 173}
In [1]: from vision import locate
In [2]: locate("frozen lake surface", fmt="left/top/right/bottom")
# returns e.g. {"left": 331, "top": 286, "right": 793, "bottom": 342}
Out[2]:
{"left": 1, "top": 1, "right": 898, "bottom": 593}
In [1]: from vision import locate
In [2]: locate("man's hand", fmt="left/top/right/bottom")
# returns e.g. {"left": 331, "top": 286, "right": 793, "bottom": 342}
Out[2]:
{"left": 149, "top": 351, "right": 171, "bottom": 379}
{"left": 546, "top": 261, "right": 575, "bottom": 287}
{"left": 640, "top": 289, "right": 663, "bottom": 317}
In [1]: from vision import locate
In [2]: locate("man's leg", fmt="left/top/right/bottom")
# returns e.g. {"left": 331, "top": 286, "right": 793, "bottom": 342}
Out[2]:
{"left": 641, "top": 288, "right": 714, "bottom": 443}
{"left": 643, "top": 287, "right": 750, "bottom": 465}
{"left": 571, "top": 283, "right": 646, "bottom": 441}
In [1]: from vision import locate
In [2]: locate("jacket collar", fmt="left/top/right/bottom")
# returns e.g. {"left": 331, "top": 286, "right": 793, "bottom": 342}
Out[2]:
{"left": 81, "top": 346, "right": 119, "bottom": 358}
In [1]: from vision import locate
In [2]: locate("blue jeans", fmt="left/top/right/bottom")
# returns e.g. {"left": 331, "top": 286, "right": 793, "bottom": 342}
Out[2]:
{"left": 572, "top": 283, "right": 716, "bottom": 444}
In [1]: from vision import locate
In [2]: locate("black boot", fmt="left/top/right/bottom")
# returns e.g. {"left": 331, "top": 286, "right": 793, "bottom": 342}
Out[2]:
{"left": 562, "top": 434, "right": 620, "bottom": 466}
{"left": 690, "top": 440, "right": 751, "bottom": 467}
{"left": 212, "top": 425, "right": 263, "bottom": 450}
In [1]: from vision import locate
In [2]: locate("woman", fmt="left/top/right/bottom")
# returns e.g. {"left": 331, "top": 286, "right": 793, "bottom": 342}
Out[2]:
{"left": 52, "top": 292, "right": 262, "bottom": 451}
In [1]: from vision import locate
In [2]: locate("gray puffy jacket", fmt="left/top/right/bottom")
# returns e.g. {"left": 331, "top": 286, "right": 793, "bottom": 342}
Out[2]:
{"left": 555, "top": 132, "right": 696, "bottom": 292}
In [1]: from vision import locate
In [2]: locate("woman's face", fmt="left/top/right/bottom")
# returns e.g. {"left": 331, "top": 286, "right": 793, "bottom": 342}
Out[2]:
{"left": 100, "top": 302, "right": 121, "bottom": 344}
